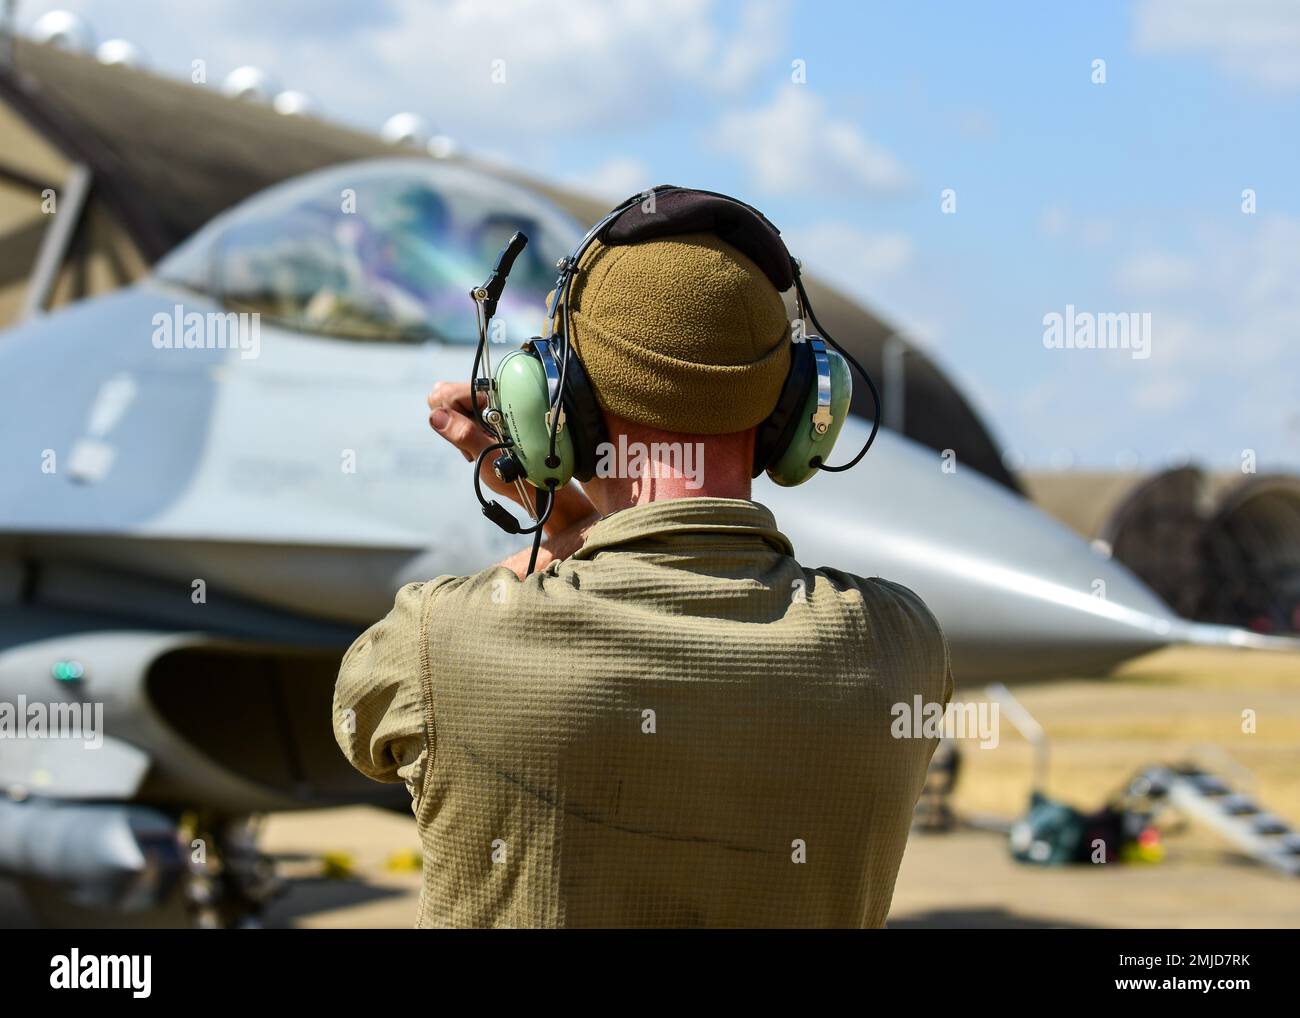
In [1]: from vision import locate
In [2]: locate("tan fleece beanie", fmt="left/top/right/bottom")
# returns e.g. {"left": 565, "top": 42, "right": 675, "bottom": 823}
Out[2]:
{"left": 560, "top": 231, "right": 791, "bottom": 435}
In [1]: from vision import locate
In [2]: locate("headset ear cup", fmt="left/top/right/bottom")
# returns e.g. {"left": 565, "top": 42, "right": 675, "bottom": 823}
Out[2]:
{"left": 765, "top": 346, "right": 853, "bottom": 487}
{"left": 495, "top": 345, "right": 577, "bottom": 489}
{"left": 559, "top": 347, "right": 608, "bottom": 482}
{"left": 753, "top": 340, "right": 815, "bottom": 478}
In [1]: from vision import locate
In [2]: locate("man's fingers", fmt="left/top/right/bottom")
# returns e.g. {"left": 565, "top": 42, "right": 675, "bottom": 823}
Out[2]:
{"left": 427, "top": 380, "right": 492, "bottom": 464}
{"left": 425, "top": 380, "right": 463, "bottom": 412}
{"left": 429, "top": 405, "right": 490, "bottom": 463}
{"left": 427, "top": 380, "right": 484, "bottom": 418}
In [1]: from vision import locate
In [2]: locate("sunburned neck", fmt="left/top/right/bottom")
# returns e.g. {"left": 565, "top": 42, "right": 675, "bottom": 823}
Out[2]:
{"left": 583, "top": 418, "right": 755, "bottom": 516}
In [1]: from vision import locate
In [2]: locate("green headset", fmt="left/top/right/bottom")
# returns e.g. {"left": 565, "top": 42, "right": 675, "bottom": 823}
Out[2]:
{"left": 468, "top": 185, "right": 880, "bottom": 554}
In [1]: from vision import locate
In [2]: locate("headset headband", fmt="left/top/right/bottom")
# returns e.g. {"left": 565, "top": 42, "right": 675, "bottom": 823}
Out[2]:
{"left": 554, "top": 185, "right": 795, "bottom": 304}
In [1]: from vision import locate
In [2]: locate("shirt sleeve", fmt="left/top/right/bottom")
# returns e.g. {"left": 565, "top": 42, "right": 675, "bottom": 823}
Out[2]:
{"left": 868, "top": 575, "right": 954, "bottom": 707}
{"left": 940, "top": 632, "right": 955, "bottom": 708}
{"left": 333, "top": 581, "right": 432, "bottom": 791}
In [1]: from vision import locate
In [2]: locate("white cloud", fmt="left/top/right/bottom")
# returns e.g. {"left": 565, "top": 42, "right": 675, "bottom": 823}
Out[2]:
{"left": 1115, "top": 252, "right": 1199, "bottom": 292}
{"left": 1113, "top": 216, "right": 1300, "bottom": 458}
{"left": 715, "top": 88, "right": 909, "bottom": 197}
{"left": 781, "top": 221, "right": 944, "bottom": 348}
{"left": 565, "top": 157, "right": 654, "bottom": 201}
{"left": 703, "top": 0, "right": 789, "bottom": 92}
{"left": 1012, "top": 215, "right": 1300, "bottom": 469}
{"left": 1112, "top": 216, "right": 1300, "bottom": 364}
{"left": 784, "top": 222, "right": 914, "bottom": 297}
{"left": 1134, "top": 0, "right": 1300, "bottom": 89}
{"left": 1131, "top": 376, "right": 1193, "bottom": 412}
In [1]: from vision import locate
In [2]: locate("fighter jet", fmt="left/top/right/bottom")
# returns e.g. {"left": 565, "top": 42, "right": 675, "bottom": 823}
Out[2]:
{"left": 0, "top": 156, "right": 1293, "bottom": 927}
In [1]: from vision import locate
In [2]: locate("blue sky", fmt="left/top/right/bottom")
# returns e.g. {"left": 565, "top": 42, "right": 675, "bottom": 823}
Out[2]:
{"left": 20, "top": 0, "right": 1300, "bottom": 471}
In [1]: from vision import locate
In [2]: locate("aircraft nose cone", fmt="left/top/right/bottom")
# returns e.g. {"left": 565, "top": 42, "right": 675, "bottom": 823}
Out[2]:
{"left": 764, "top": 423, "right": 1176, "bottom": 680}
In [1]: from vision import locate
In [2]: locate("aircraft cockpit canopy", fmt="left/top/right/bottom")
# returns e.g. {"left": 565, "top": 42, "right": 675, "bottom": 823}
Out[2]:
{"left": 157, "top": 159, "right": 583, "bottom": 344}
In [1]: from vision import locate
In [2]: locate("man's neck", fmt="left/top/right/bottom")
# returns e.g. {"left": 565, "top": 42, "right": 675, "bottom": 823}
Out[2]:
{"left": 584, "top": 419, "right": 755, "bottom": 516}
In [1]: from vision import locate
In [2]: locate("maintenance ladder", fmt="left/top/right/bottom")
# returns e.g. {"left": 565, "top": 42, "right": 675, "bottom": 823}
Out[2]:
{"left": 1129, "top": 764, "right": 1300, "bottom": 877}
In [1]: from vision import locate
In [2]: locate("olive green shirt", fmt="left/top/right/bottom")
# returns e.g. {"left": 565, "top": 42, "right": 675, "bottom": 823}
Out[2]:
{"left": 334, "top": 498, "right": 952, "bottom": 927}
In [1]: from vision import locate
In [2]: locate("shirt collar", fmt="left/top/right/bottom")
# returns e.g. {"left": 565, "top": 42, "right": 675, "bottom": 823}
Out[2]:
{"left": 572, "top": 498, "right": 795, "bottom": 559}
